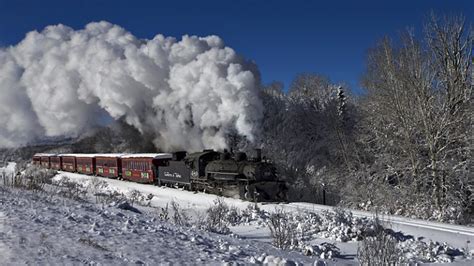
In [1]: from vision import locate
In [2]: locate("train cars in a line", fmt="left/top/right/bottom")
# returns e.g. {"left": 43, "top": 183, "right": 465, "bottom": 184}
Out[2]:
{"left": 32, "top": 154, "right": 41, "bottom": 166}
{"left": 120, "top": 153, "right": 172, "bottom": 184}
{"left": 74, "top": 154, "right": 96, "bottom": 175}
{"left": 32, "top": 150, "right": 287, "bottom": 202}
{"left": 39, "top": 154, "right": 56, "bottom": 169}
{"left": 41, "top": 155, "right": 51, "bottom": 168}
{"left": 60, "top": 155, "right": 76, "bottom": 172}
{"left": 33, "top": 153, "right": 55, "bottom": 168}
{"left": 50, "top": 155, "right": 62, "bottom": 170}
{"left": 95, "top": 154, "right": 124, "bottom": 178}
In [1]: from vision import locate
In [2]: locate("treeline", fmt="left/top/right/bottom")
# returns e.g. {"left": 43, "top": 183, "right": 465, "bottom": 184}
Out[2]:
{"left": 260, "top": 14, "right": 472, "bottom": 224}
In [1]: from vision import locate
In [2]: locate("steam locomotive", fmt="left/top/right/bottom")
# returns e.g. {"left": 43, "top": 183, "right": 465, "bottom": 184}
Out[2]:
{"left": 33, "top": 149, "right": 287, "bottom": 202}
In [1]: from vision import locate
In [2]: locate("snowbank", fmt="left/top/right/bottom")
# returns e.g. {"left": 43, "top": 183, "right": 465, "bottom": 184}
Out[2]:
{"left": 49, "top": 171, "right": 473, "bottom": 264}
{"left": 0, "top": 186, "right": 313, "bottom": 265}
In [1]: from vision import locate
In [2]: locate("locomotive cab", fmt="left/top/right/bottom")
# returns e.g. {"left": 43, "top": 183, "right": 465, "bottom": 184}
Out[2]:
{"left": 185, "top": 150, "right": 220, "bottom": 179}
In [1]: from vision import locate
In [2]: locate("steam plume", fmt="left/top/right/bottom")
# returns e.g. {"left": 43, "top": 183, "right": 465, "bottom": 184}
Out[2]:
{"left": 0, "top": 21, "right": 262, "bottom": 151}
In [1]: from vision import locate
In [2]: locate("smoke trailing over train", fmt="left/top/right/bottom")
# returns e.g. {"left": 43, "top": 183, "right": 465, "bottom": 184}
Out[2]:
{"left": 0, "top": 21, "right": 263, "bottom": 151}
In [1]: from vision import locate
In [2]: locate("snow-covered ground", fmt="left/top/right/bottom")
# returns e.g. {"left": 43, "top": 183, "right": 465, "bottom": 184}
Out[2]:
{"left": 0, "top": 167, "right": 473, "bottom": 265}
{"left": 0, "top": 185, "right": 314, "bottom": 265}
{"left": 53, "top": 172, "right": 474, "bottom": 264}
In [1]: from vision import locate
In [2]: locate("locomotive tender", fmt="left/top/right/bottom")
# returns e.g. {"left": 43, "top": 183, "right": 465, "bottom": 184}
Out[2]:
{"left": 33, "top": 149, "right": 287, "bottom": 201}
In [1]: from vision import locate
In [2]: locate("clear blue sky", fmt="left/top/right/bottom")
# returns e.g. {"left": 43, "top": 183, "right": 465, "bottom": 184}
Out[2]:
{"left": 0, "top": 0, "right": 472, "bottom": 93}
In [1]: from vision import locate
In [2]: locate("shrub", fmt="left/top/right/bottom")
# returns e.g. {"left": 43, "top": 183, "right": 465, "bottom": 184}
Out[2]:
{"left": 4, "top": 165, "right": 56, "bottom": 191}
{"left": 53, "top": 176, "right": 86, "bottom": 200}
{"left": 357, "top": 217, "right": 401, "bottom": 265}
{"left": 227, "top": 206, "right": 241, "bottom": 226}
{"left": 206, "top": 198, "right": 231, "bottom": 234}
{"left": 267, "top": 208, "right": 298, "bottom": 249}
{"left": 170, "top": 200, "right": 189, "bottom": 227}
{"left": 98, "top": 190, "right": 126, "bottom": 205}
{"left": 127, "top": 189, "right": 144, "bottom": 206}
{"left": 159, "top": 203, "right": 170, "bottom": 221}
{"left": 332, "top": 206, "right": 353, "bottom": 226}
{"left": 87, "top": 177, "right": 109, "bottom": 203}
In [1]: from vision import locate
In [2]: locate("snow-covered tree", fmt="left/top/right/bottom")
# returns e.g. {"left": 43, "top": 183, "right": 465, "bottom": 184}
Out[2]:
{"left": 356, "top": 14, "right": 472, "bottom": 223}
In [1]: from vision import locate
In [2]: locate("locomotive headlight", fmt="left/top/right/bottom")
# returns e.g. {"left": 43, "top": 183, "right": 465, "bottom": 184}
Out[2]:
{"left": 191, "top": 170, "right": 198, "bottom": 178}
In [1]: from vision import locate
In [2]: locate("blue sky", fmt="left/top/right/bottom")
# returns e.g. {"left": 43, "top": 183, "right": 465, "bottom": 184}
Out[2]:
{"left": 0, "top": 0, "right": 472, "bottom": 92}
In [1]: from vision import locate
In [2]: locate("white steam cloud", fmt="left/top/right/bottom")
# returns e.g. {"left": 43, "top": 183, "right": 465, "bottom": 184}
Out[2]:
{"left": 0, "top": 21, "right": 263, "bottom": 151}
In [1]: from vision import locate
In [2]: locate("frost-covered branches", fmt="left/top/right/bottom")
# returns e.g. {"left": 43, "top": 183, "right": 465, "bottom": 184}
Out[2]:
{"left": 357, "top": 218, "right": 401, "bottom": 265}
{"left": 205, "top": 198, "right": 232, "bottom": 234}
{"left": 267, "top": 208, "right": 298, "bottom": 250}
{"left": 357, "top": 14, "right": 472, "bottom": 223}
{"left": 1, "top": 165, "right": 55, "bottom": 191}
{"left": 170, "top": 200, "right": 190, "bottom": 227}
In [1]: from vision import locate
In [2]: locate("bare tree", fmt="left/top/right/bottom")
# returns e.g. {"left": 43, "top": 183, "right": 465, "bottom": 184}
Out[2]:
{"left": 359, "top": 13, "right": 472, "bottom": 222}
{"left": 357, "top": 217, "right": 401, "bottom": 265}
{"left": 424, "top": 14, "right": 472, "bottom": 215}
{"left": 267, "top": 208, "right": 298, "bottom": 249}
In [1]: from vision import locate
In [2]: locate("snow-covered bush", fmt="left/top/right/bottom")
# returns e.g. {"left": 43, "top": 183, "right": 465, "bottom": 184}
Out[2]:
{"left": 159, "top": 203, "right": 170, "bottom": 221}
{"left": 303, "top": 242, "right": 340, "bottom": 259}
{"left": 53, "top": 176, "right": 87, "bottom": 200}
{"left": 357, "top": 218, "right": 401, "bottom": 265}
{"left": 267, "top": 208, "right": 298, "bottom": 249}
{"left": 227, "top": 206, "right": 241, "bottom": 226}
{"left": 2, "top": 165, "right": 55, "bottom": 191}
{"left": 87, "top": 177, "right": 109, "bottom": 203}
{"left": 170, "top": 200, "right": 190, "bottom": 227}
{"left": 240, "top": 204, "right": 269, "bottom": 224}
{"left": 21, "top": 165, "right": 56, "bottom": 191}
{"left": 397, "top": 239, "right": 467, "bottom": 263}
{"left": 99, "top": 190, "right": 126, "bottom": 205}
{"left": 124, "top": 189, "right": 154, "bottom": 207}
{"left": 127, "top": 189, "right": 144, "bottom": 206}
{"left": 205, "top": 198, "right": 231, "bottom": 234}
{"left": 332, "top": 207, "right": 353, "bottom": 226}
{"left": 291, "top": 207, "right": 373, "bottom": 243}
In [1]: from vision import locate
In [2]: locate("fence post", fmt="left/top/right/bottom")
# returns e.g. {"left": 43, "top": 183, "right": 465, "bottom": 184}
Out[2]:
{"left": 320, "top": 183, "right": 326, "bottom": 205}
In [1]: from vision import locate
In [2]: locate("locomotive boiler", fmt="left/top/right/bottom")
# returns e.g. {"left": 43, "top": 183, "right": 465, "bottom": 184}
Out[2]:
{"left": 159, "top": 149, "right": 287, "bottom": 201}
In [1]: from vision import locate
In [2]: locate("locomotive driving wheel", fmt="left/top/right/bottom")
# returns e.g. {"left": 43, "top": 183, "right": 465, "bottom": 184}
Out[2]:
{"left": 239, "top": 182, "right": 256, "bottom": 201}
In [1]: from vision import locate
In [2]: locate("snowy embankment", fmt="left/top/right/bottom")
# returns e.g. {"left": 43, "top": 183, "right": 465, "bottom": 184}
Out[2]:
{"left": 52, "top": 171, "right": 473, "bottom": 264}
{"left": 1, "top": 167, "right": 473, "bottom": 265}
{"left": 55, "top": 172, "right": 474, "bottom": 245}
{"left": 0, "top": 186, "right": 312, "bottom": 265}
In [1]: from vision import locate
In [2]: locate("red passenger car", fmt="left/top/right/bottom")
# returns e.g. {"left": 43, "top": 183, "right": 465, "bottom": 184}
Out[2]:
{"left": 60, "top": 155, "right": 76, "bottom": 172}
{"left": 75, "top": 155, "right": 96, "bottom": 175}
{"left": 40, "top": 155, "right": 52, "bottom": 168}
{"left": 121, "top": 154, "right": 172, "bottom": 183}
{"left": 50, "top": 156, "right": 62, "bottom": 170}
{"left": 95, "top": 154, "right": 123, "bottom": 178}
{"left": 32, "top": 154, "right": 41, "bottom": 166}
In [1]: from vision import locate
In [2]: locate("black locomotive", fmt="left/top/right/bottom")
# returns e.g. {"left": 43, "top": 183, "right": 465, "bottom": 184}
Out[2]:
{"left": 158, "top": 149, "right": 287, "bottom": 201}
